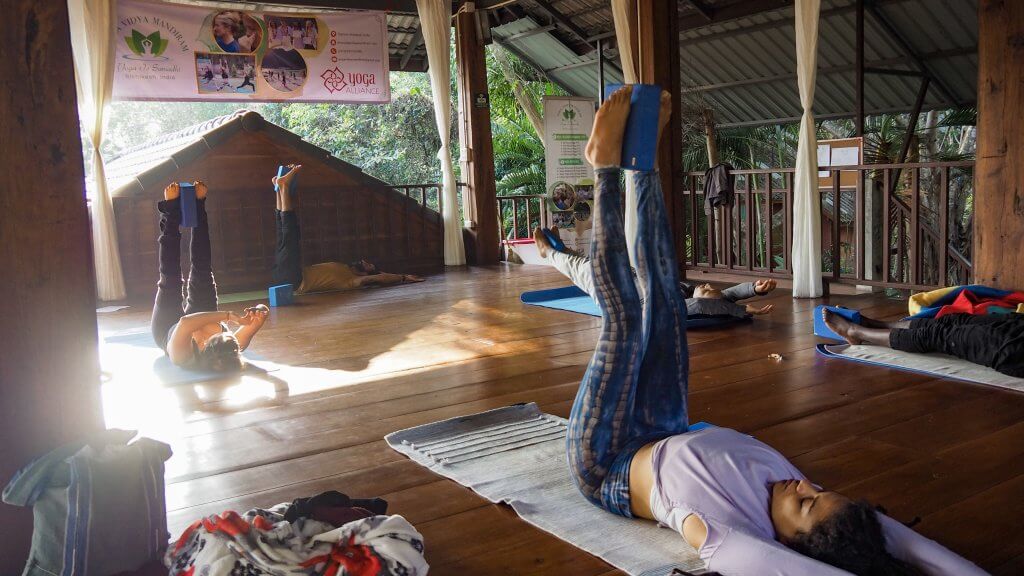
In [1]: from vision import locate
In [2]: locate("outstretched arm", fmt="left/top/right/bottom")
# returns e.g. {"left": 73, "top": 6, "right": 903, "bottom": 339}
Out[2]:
{"left": 355, "top": 273, "right": 421, "bottom": 287}
{"left": 232, "top": 305, "right": 269, "bottom": 352}
{"left": 878, "top": 515, "right": 989, "bottom": 576}
{"left": 708, "top": 528, "right": 852, "bottom": 576}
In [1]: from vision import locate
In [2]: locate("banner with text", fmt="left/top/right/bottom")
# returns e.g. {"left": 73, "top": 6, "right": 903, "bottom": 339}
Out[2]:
{"left": 113, "top": 0, "right": 390, "bottom": 103}
{"left": 542, "top": 96, "right": 596, "bottom": 256}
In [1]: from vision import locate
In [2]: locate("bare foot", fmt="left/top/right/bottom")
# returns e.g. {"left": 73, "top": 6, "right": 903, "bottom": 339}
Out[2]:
{"left": 822, "top": 309, "right": 863, "bottom": 345}
{"left": 533, "top": 227, "right": 553, "bottom": 259}
{"left": 164, "top": 182, "right": 180, "bottom": 201}
{"left": 274, "top": 164, "right": 303, "bottom": 189}
{"left": 585, "top": 86, "right": 632, "bottom": 168}
{"left": 194, "top": 181, "right": 208, "bottom": 200}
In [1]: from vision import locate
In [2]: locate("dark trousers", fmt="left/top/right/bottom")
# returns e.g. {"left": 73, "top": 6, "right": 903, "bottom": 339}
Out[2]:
{"left": 891, "top": 313, "right": 1024, "bottom": 377}
{"left": 272, "top": 210, "right": 303, "bottom": 288}
{"left": 150, "top": 198, "right": 218, "bottom": 350}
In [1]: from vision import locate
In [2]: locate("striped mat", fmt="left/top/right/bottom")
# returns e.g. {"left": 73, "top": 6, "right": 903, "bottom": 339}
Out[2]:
{"left": 385, "top": 403, "right": 704, "bottom": 576}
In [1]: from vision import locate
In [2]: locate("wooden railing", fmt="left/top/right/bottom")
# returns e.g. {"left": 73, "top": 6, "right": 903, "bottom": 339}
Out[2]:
{"left": 393, "top": 183, "right": 444, "bottom": 213}
{"left": 679, "top": 161, "right": 975, "bottom": 291}
{"left": 497, "top": 193, "right": 549, "bottom": 241}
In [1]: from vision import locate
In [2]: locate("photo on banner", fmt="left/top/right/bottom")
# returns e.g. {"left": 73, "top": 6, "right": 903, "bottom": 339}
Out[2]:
{"left": 114, "top": 0, "right": 389, "bottom": 103}
{"left": 542, "top": 96, "right": 596, "bottom": 256}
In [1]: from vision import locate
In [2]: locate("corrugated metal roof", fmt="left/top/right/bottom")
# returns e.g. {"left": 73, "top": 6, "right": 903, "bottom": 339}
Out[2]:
{"left": 488, "top": 0, "right": 976, "bottom": 126}
{"left": 677, "top": 0, "right": 977, "bottom": 126}
{"left": 492, "top": 16, "right": 623, "bottom": 98}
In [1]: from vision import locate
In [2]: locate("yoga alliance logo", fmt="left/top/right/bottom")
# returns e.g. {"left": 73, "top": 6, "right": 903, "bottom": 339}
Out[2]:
{"left": 320, "top": 67, "right": 348, "bottom": 93}
{"left": 124, "top": 29, "right": 170, "bottom": 59}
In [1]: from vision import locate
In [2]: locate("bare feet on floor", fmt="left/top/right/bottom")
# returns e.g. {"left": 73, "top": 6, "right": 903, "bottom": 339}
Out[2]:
{"left": 585, "top": 86, "right": 632, "bottom": 168}
{"left": 822, "top": 309, "right": 864, "bottom": 345}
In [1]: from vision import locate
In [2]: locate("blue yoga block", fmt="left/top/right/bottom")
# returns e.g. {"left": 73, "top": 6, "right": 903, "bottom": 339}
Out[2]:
{"left": 269, "top": 284, "right": 294, "bottom": 307}
{"left": 813, "top": 305, "right": 862, "bottom": 342}
{"left": 604, "top": 83, "right": 662, "bottom": 171}
{"left": 179, "top": 183, "right": 198, "bottom": 228}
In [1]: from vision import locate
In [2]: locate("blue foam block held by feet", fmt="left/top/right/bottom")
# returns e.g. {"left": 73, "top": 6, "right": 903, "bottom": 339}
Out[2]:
{"left": 269, "top": 284, "right": 294, "bottom": 307}
{"left": 179, "top": 182, "right": 197, "bottom": 228}
{"left": 541, "top": 228, "right": 568, "bottom": 253}
{"left": 814, "top": 305, "right": 862, "bottom": 342}
{"left": 274, "top": 165, "right": 293, "bottom": 192}
{"left": 604, "top": 83, "right": 662, "bottom": 171}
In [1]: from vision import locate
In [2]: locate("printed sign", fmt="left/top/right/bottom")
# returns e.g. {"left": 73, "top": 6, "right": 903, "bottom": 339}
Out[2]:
{"left": 113, "top": 0, "right": 390, "bottom": 103}
{"left": 543, "top": 96, "right": 596, "bottom": 256}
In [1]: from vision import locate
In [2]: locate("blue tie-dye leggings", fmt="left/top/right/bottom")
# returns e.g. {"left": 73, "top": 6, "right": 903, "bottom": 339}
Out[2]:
{"left": 566, "top": 168, "right": 691, "bottom": 518}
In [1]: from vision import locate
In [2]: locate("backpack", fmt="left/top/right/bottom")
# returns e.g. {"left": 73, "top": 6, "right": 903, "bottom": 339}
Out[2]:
{"left": 2, "top": 429, "right": 172, "bottom": 576}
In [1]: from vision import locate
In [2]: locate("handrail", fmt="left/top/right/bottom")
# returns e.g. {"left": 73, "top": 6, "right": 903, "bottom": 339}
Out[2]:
{"left": 678, "top": 161, "right": 975, "bottom": 291}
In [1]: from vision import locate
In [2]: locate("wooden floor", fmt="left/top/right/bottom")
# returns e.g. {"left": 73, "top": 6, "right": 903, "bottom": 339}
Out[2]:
{"left": 98, "top": 265, "right": 1024, "bottom": 575}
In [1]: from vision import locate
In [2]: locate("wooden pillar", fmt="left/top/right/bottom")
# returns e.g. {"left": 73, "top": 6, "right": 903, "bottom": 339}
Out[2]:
{"left": 975, "top": 0, "right": 1024, "bottom": 290}
{"left": 455, "top": 3, "right": 501, "bottom": 265}
{"left": 637, "top": 0, "right": 684, "bottom": 277}
{"left": 0, "top": 1, "right": 105, "bottom": 570}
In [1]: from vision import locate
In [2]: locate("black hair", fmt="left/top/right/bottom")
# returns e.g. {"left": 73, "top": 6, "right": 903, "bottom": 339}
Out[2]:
{"left": 194, "top": 333, "right": 243, "bottom": 373}
{"left": 788, "top": 500, "right": 923, "bottom": 576}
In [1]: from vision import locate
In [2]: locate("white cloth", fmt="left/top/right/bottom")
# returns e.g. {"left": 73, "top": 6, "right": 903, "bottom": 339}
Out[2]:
{"left": 610, "top": 0, "right": 640, "bottom": 266}
{"left": 791, "top": 0, "right": 823, "bottom": 297}
{"left": 68, "top": 0, "right": 126, "bottom": 300}
{"left": 416, "top": 0, "right": 466, "bottom": 266}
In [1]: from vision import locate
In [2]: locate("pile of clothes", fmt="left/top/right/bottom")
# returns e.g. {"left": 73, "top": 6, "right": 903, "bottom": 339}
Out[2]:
{"left": 165, "top": 491, "right": 428, "bottom": 576}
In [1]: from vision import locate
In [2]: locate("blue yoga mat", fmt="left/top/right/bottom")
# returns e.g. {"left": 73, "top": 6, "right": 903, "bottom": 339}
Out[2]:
{"left": 521, "top": 286, "right": 749, "bottom": 328}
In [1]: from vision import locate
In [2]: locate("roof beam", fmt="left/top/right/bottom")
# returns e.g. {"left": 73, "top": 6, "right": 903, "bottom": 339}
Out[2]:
{"left": 529, "top": 0, "right": 594, "bottom": 50}
{"left": 492, "top": 39, "right": 577, "bottom": 95}
{"left": 399, "top": 26, "right": 423, "bottom": 70}
{"left": 679, "top": 0, "right": 791, "bottom": 30}
{"left": 681, "top": 47, "right": 976, "bottom": 93}
{"left": 864, "top": 1, "right": 960, "bottom": 105}
{"left": 714, "top": 102, "right": 963, "bottom": 128}
{"left": 685, "top": 0, "right": 715, "bottom": 21}
{"left": 502, "top": 24, "right": 556, "bottom": 42}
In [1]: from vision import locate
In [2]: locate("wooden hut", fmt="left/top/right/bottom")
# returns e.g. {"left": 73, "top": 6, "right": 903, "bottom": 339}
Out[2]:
{"left": 106, "top": 110, "right": 444, "bottom": 299}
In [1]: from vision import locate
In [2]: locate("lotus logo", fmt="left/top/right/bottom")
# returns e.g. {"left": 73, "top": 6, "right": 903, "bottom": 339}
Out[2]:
{"left": 124, "top": 29, "right": 168, "bottom": 57}
{"left": 560, "top": 104, "right": 580, "bottom": 128}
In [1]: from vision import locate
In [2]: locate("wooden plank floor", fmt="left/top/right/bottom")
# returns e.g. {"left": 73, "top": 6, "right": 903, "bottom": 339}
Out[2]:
{"left": 98, "top": 266, "right": 1024, "bottom": 575}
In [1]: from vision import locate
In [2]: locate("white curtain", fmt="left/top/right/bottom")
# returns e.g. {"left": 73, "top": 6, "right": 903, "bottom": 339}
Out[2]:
{"left": 416, "top": 0, "right": 466, "bottom": 266}
{"left": 610, "top": 0, "right": 640, "bottom": 264}
{"left": 791, "top": 0, "right": 823, "bottom": 297}
{"left": 68, "top": 0, "right": 126, "bottom": 301}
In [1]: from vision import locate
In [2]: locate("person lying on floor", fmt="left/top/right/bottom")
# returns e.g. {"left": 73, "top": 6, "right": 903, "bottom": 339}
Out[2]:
{"left": 151, "top": 182, "right": 269, "bottom": 371}
{"left": 823, "top": 309, "right": 1024, "bottom": 378}
{"left": 533, "top": 226, "right": 775, "bottom": 318}
{"left": 271, "top": 164, "right": 425, "bottom": 294}
{"left": 568, "top": 87, "right": 986, "bottom": 576}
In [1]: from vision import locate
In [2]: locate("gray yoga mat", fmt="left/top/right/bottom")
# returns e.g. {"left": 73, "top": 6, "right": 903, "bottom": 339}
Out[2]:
{"left": 817, "top": 343, "right": 1024, "bottom": 392}
{"left": 385, "top": 403, "right": 705, "bottom": 576}
{"left": 103, "top": 330, "right": 279, "bottom": 386}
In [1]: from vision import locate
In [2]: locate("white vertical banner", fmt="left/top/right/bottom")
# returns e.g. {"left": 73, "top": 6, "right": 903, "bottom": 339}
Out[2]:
{"left": 543, "top": 96, "right": 596, "bottom": 256}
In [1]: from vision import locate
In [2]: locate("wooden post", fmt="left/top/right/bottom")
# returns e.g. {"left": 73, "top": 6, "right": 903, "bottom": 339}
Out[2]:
{"left": 637, "top": 0, "right": 684, "bottom": 277}
{"left": 855, "top": 0, "right": 864, "bottom": 137}
{"left": 455, "top": 3, "right": 500, "bottom": 265}
{"left": 0, "top": 1, "right": 105, "bottom": 569}
{"left": 975, "top": 0, "right": 1024, "bottom": 290}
